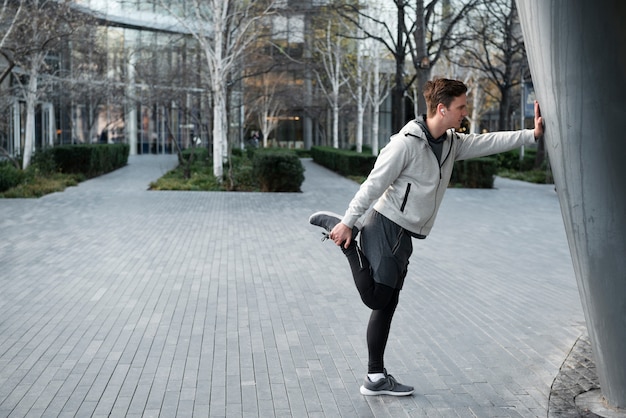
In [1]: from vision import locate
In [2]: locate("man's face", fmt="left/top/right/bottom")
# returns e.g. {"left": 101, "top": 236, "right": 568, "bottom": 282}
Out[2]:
{"left": 443, "top": 94, "right": 469, "bottom": 130}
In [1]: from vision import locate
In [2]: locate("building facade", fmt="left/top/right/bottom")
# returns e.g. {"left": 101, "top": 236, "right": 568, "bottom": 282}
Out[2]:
{"left": 0, "top": 0, "right": 392, "bottom": 161}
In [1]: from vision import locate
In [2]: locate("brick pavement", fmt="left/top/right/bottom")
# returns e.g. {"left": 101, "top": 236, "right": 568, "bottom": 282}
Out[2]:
{"left": 548, "top": 335, "right": 599, "bottom": 417}
{"left": 0, "top": 155, "right": 591, "bottom": 417}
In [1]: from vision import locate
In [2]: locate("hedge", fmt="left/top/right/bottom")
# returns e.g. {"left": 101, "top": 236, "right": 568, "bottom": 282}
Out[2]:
{"left": 497, "top": 147, "right": 537, "bottom": 171}
{"left": 252, "top": 149, "right": 304, "bottom": 192}
{"left": 0, "top": 163, "right": 25, "bottom": 192}
{"left": 51, "top": 144, "right": 130, "bottom": 178}
{"left": 310, "top": 146, "right": 376, "bottom": 177}
{"left": 450, "top": 157, "right": 499, "bottom": 188}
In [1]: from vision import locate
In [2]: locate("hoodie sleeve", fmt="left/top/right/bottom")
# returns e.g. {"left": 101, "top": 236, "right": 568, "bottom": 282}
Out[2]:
{"left": 454, "top": 129, "right": 536, "bottom": 161}
{"left": 341, "top": 136, "right": 409, "bottom": 228}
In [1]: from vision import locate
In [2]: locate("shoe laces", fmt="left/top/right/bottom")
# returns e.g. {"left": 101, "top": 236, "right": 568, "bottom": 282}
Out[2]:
{"left": 387, "top": 374, "right": 399, "bottom": 388}
{"left": 382, "top": 369, "right": 399, "bottom": 389}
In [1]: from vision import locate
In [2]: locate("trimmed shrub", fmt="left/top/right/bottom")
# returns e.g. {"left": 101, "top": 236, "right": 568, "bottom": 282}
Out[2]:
{"left": 1, "top": 173, "right": 80, "bottom": 198}
{"left": 52, "top": 144, "right": 129, "bottom": 178}
{"left": 451, "top": 157, "right": 499, "bottom": 188}
{"left": 30, "top": 149, "right": 57, "bottom": 174}
{"left": 225, "top": 154, "right": 257, "bottom": 191}
{"left": 497, "top": 147, "right": 537, "bottom": 172}
{"left": 252, "top": 149, "right": 304, "bottom": 192}
{"left": 1, "top": 145, "right": 129, "bottom": 198}
{"left": 182, "top": 147, "right": 209, "bottom": 162}
{"left": 0, "top": 163, "right": 25, "bottom": 192}
{"left": 498, "top": 168, "right": 552, "bottom": 184}
{"left": 294, "top": 149, "right": 311, "bottom": 158}
{"left": 310, "top": 146, "right": 376, "bottom": 177}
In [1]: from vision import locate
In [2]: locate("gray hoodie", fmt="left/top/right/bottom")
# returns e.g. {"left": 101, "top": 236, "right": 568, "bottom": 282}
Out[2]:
{"left": 341, "top": 119, "right": 537, "bottom": 237}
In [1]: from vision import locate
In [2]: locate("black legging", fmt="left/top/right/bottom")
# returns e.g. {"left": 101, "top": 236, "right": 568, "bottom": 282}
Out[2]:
{"left": 343, "top": 244, "right": 400, "bottom": 373}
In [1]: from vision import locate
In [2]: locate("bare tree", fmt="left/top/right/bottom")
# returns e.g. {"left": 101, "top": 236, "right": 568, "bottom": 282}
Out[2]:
{"left": 352, "top": 12, "right": 394, "bottom": 157}
{"left": 368, "top": 50, "right": 392, "bottom": 156}
{"left": 338, "top": 1, "right": 409, "bottom": 133}
{"left": 0, "top": 0, "right": 23, "bottom": 84}
{"left": 338, "top": 0, "right": 479, "bottom": 133}
{"left": 157, "top": 0, "right": 275, "bottom": 179}
{"left": 458, "top": 0, "right": 527, "bottom": 130}
{"left": 246, "top": 71, "right": 287, "bottom": 148}
{"left": 3, "top": 0, "right": 80, "bottom": 168}
{"left": 0, "top": 0, "right": 24, "bottom": 165}
{"left": 344, "top": 26, "right": 372, "bottom": 154}
{"left": 314, "top": 19, "right": 351, "bottom": 149}
{"left": 409, "top": 0, "right": 480, "bottom": 114}
{"left": 132, "top": 32, "right": 208, "bottom": 174}
{"left": 465, "top": 74, "right": 490, "bottom": 134}
{"left": 57, "top": 23, "right": 126, "bottom": 144}
{"left": 0, "top": 0, "right": 22, "bottom": 47}
{"left": 433, "top": 50, "right": 496, "bottom": 134}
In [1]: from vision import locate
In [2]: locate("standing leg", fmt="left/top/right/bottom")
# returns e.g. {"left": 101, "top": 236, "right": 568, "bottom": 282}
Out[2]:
{"left": 309, "top": 210, "right": 414, "bottom": 396}
{"left": 359, "top": 288, "right": 413, "bottom": 397}
{"left": 357, "top": 211, "right": 414, "bottom": 396}
{"left": 359, "top": 287, "right": 412, "bottom": 396}
{"left": 366, "top": 289, "right": 399, "bottom": 374}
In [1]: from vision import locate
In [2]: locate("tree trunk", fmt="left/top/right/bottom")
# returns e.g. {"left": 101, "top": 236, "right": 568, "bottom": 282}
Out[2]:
{"left": 332, "top": 104, "right": 339, "bottom": 149}
{"left": 415, "top": 68, "right": 431, "bottom": 116}
{"left": 355, "top": 48, "right": 364, "bottom": 153}
{"left": 498, "top": 87, "right": 512, "bottom": 130}
{"left": 391, "top": 83, "right": 405, "bottom": 133}
{"left": 392, "top": 3, "right": 406, "bottom": 133}
{"left": 356, "top": 101, "right": 364, "bottom": 153}
{"left": 414, "top": 0, "right": 429, "bottom": 116}
{"left": 470, "top": 86, "right": 483, "bottom": 134}
{"left": 22, "top": 68, "right": 39, "bottom": 169}
{"left": 371, "top": 57, "right": 381, "bottom": 156}
{"left": 210, "top": 3, "right": 226, "bottom": 180}
{"left": 371, "top": 106, "right": 380, "bottom": 156}
{"left": 212, "top": 84, "right": 226, "bottom": 179}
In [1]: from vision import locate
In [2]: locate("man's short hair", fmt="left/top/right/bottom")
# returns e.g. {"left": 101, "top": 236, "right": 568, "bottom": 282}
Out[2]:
{"left": 423, "top": 78, "right": 468, "bottom": 116}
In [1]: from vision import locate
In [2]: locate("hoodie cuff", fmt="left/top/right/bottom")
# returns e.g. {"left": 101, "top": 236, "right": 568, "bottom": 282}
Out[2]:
{"left": 341, "top": 212, "right": 359, "bottom": 229}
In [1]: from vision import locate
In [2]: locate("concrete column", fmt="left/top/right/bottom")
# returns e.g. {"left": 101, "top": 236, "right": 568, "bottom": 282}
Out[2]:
{"left": 516, "top": 0, "right": 626, "bottom": 408}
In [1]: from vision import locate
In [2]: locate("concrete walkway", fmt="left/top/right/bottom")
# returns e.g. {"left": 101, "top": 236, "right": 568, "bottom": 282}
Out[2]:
{"left": 1, "top": 155, "right": 587, "bottom": 417}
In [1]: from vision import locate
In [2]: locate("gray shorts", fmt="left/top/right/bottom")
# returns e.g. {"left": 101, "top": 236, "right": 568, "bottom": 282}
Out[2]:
{"left": 360, "top": 210, "right": 413, "bottom": 289}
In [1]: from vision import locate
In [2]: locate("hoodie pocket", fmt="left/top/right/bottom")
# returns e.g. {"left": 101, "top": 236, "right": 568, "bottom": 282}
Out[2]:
{"left": 400, "top": 183, "right": 412, "bottom": 212}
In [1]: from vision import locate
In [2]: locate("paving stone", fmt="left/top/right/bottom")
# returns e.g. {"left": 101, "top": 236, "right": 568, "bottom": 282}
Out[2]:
{"left": 0, "top": 155, "right": 593, "bottom": 417}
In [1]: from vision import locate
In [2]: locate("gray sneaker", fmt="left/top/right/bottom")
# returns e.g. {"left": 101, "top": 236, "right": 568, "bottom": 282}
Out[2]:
{"left": 308, "top": 211, "right": 360, "bottom": 242}
{"left": 359, "top": 370, "right": 414, "bottom": 396}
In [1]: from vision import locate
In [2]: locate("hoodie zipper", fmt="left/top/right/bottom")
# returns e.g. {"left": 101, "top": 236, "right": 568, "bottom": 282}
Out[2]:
{"left": 438, "top": 134, "right": 454, "bottom": 177}
{"left": 404, "top": 128, "right": 455, "bottom": 234}
{"left": 420, "top": 133, "right": 455, "bottom": 231}
{"left": 400, "top": 183, "right": 411, "bottom": 212}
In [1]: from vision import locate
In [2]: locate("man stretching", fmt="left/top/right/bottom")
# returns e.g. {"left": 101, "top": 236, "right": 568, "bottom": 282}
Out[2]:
{"left": 310, "top": 78, "right": 544, "bottom": 396}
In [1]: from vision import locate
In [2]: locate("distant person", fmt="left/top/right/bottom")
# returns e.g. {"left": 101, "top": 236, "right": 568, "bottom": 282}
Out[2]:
{"left": 251, "top": 131, "right": 260, "bottom": 148}
{"left": 99, "top": 129, "right": 108, "bottom": 144}
{"left": 309, "top": 78, "right": 544, "bottom": 396}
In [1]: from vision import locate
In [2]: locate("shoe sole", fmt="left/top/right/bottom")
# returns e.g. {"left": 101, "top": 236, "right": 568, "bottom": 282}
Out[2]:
{"left": 308, "top": 211, "right": 343, "bottom": 227}
{"left": 359, "top": 385, "right": 414, "bottom": 396}
{"left": 309, "top": 211, "right": 362, "bottom": 238}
